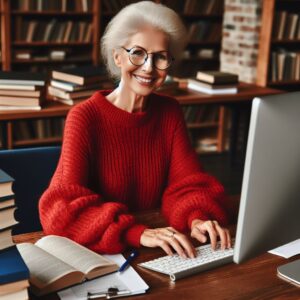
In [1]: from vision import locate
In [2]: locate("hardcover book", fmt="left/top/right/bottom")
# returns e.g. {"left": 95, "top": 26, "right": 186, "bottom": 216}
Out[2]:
{"left": 0, "top": 96, "right": 41, "bottom": 107}
{"left": 0, "top": 105, "right": 42, "bottom": 111}
{"left": 0, "top": 226, "right": 15, "bottom": 251}
{"left": 188, "top": 78, "right": 238, "bottom": 90}
{"left": 17, "top": 235, "right": 119, "bottom": 296}
{"left": 187, "top": 82, "right": 237, "bottom": 95}
{"left": 0, "top": 169, "right": 14, "bottom": 199}
{"left": 0, "top": 279, "right": 29, "bottom": 297}
{"left": 196, "top": 71, "right": 239, "bottom": 84}
{"left": 50, "top": 80, "right": 101, "bottom": 92}
{"left": 0, "top": 71, "right": 46, "bottom": 86}
{"left": 0, "top": 206, "right": 18, "bottom": 231}
{"left": 52, "top": 66, "right": 106, "bottom": 85}
{"left": 0, "top": 247, "right": 29, "bottom": 285}
{"left": 48, "top": 86, "right": 97, "bottom": 100}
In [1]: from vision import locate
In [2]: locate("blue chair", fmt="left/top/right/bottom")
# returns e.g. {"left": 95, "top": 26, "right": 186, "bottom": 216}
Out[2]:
{"left": 0, "top": 146, "right": 61, "bottom": 234}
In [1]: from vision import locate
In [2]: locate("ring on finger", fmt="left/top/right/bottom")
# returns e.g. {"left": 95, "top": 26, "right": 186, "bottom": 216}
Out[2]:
{"left": 167, "top": 229, "right": 176, "bottom": 238}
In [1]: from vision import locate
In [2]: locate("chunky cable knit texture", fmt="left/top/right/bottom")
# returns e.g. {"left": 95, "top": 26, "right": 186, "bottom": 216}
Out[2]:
{"left": 39, "top": 90, "right": 229, "bottom": 254}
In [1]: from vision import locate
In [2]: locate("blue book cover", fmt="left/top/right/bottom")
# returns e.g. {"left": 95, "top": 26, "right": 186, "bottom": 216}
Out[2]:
{"left": 0, "top": 169, "right": 14, "bottom": 184}
{"left": 0, "top": 169, "right": 14, "bottom": 199}
{"left": 0, "top": 246, "right": 29, "bottom": 284}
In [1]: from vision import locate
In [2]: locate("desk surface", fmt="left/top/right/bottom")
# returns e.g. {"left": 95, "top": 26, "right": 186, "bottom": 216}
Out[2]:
{"left": 0, "top": 83, "right": 282, "bottom": 120}
{"left": 13, "top": 198, "right": 299, "bottom": 300}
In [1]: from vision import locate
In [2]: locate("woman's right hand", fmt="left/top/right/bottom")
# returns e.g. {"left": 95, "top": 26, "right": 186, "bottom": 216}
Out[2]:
{"left": 140, "top": 227, "right": 196, "bottom": 258}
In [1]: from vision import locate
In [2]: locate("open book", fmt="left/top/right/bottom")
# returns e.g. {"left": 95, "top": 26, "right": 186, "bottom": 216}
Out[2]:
{"left": 16, "top": 235, "right": 119, "bottom": 296}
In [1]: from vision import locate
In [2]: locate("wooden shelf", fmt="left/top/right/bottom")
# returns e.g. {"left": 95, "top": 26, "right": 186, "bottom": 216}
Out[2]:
{"left": 268, "top": 80, "right": 300, "bottom": 87}
{"left": 182, "top": 13, "right": 222, "bottom": 19}
{"left": 188, "top": 41, "right": 221, "bottom": 47}
{"left": 187, "top": 122, "right": 219, "bottom": 129}
{"left": 11, "top": 11, "right": 93, "bottom": 16}
{"left": 182, "top": 57, "right": 219, "bottom": 62}
{"left": 14, "top": 136, "right": 62, "bottom": 147}
{"left": 12, "top": 58, "right": 92, "bottom": 64}
{"left": 272, "top": 39, "right": 300, "bottom": 45}
{"left": 13, "top": 42, "right": 93, "bottom": 47}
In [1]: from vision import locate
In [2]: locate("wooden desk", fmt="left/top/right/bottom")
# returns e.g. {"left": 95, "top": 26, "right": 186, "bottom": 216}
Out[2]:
{"left": 13, "top": 198, "right": 299, "bottom": 300}
{"left": 0, "top": 83, "right": 282, "bottom": 149}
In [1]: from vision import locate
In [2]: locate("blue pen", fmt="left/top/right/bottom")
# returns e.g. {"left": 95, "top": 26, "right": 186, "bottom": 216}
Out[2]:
{"left": 119, "top": 250, "right": 139, "bottom": 273}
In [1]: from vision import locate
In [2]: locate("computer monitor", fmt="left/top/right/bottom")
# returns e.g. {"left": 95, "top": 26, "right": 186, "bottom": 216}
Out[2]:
{"left": 234, "top": 91, "right": 300, "bottom": 263}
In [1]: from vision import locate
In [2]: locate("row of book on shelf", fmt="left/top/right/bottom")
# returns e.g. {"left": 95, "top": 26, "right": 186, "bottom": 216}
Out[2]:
{"left": 0, "top": 168, "right": 141, "bottom": 299}
{"left": 12, "top": 0, "right": 93, "bottom": 12}
{"left": 14, "top": 49, "right": 91, "bottom": 62}
{"left": 273, "top": 11, "right": 300, "bottom": 40}
{"left": 187, "top": 21, "right": 221, "bottom": 43}
{"left": 182, "top": 104, "right": 219, "bottom": 124}
{"left": 271, "top": 49, "right": 300, "bottom": 81}
{"left": 15, "top": 19, "right": 93, "bottom": 43}
{"left": 147, "top": 0, "right": 223, "bottom": 15}
{"left": 101, "top": 0, "right": 223, "bottom": 14}
{"left": 13, "top": 118, "right": 65, "bottom": 141}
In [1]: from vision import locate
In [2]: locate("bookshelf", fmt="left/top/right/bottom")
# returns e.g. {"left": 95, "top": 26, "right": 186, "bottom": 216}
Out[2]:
{"left": 256, "top": 0, "right": 300, "bottom": 88}
{"left": 0, "top": 0, "right": 227, "bottom": 152}
{"left": 1, "top": 0, "right": 99, "bottom": 72}
{"left": 160, "top": 0, "right": 224, "bottom": 78}
{"left": 160, "top": 0, "right": 225, "bottom": 153}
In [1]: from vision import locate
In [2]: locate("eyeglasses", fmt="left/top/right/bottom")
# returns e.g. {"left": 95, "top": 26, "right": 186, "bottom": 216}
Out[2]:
{"left": 122, "top": 46, "right": 174, "bottom": 70}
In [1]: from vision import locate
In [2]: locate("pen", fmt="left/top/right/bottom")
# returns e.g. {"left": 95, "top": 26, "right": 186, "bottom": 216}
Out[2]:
{"left": 118, "top": 250, "right": 139, "bottom": 272}
{"left": 87, "top": 288, "right": 130, "bottom": 299}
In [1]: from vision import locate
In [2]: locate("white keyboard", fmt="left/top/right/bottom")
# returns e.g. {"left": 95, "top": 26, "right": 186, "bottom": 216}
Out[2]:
{"left": 139, "top": 241, "right": 234, "bottom": 281}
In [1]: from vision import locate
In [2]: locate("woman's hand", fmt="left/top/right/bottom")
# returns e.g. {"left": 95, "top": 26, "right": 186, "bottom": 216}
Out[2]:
{"left": 191, "top": 219, "right": 231, "bottom": 250}
{"left": 140, "top": 227, "right": 196, "bottom": 258}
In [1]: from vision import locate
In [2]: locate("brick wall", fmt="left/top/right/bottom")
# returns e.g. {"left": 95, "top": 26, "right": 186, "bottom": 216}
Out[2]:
{"left": 220, "top": 0, "right": 262, "bottom": 83}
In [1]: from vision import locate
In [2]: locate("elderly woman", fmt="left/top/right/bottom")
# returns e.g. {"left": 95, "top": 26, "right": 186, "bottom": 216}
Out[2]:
{"left": 39, "top": 1, "right": 231, "bottom": 258}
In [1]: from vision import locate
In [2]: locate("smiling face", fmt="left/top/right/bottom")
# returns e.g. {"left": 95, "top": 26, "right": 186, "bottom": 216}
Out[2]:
{"left": 113, "top": 26, "right": 170, "bottom": 97}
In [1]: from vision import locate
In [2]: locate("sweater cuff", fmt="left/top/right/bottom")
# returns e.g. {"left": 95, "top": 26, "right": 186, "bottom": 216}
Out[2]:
{"left": 187, "top": 210, "right": 209, "bottom": 230}
{"left": 124, "top": 224, "right": 148, "bottom": 248}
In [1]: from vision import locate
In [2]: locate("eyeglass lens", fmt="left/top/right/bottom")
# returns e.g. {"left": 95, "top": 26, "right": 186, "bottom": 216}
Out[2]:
{"left": 128, "top": 47, "right": 172, "bottom": 70}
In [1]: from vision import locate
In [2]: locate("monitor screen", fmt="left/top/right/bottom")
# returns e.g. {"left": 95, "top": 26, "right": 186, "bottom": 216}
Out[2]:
{"left": 234, "top": 92, "right": 300, "bottom": 263}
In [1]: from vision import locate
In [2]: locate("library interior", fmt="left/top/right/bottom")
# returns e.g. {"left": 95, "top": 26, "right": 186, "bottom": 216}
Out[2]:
{"left": 0, "top": 0, "right": 299, "bottom": 299}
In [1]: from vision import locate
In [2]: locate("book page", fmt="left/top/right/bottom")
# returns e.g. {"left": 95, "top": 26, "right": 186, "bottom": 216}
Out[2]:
{"left": 16, "top": 242, "right": 82, "bottom": 289}
{"left": 35, "top": 235, "right": 117, "bottom": 275}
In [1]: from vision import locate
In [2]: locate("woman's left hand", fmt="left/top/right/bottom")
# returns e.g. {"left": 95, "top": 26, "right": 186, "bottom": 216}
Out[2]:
{"left": 191, "top": 219, "right": 231, "bottom": 250}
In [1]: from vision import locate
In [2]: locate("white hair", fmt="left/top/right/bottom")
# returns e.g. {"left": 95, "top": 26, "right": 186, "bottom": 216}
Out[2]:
{"left": 101, "top": 1, "right": 187, "bottom": 79}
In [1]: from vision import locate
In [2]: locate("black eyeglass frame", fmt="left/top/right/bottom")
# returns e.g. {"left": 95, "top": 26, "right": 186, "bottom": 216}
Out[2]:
{"left": 121, "top": 46, "right": 174, "bottom": 70}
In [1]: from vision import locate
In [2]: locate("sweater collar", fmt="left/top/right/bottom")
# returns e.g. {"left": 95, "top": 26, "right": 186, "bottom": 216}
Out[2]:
{"left": 92, "top": 90, "right": 154, "bottom": 127}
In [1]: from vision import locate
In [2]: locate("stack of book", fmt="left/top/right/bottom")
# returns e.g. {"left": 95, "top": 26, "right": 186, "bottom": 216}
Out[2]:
{"left": 48, "top": 66, "right": 113, "bottom": 105}
{"left": 0, "top": 169, "right": 30, "bottom": 300}
{"left": 0, "top": 247, "right": 30, "bottom": 300}
{"left": 187, "top": 71, "right": 239, "bottom": 95}
{"left": 0, "top": 71, "right": 46, "bottom": 111}
{"left": 0, "top": 169, "right": 17, "bottom": 252}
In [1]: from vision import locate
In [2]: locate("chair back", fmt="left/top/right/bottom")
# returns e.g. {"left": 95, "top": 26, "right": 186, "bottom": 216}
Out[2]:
{"left": 0, "top": 146, "right": 61, "bottom": 234}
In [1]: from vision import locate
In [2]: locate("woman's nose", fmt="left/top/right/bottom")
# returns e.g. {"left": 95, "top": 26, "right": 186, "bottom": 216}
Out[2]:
{"left": 142, "top": 55, "right": 154, "bottom": 72}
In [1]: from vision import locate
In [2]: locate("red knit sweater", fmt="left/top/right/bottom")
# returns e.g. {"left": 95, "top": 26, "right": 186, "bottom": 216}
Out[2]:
{"left": 39, "top": 90, "right": 229, "bottom": 254}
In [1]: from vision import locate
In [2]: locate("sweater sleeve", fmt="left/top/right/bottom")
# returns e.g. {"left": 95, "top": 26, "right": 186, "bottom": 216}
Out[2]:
{"left": 39, "top": 103, "right": 147, "bottom": 254}
{"left": 161, "top": 103, "right": 229, "bottom": 233}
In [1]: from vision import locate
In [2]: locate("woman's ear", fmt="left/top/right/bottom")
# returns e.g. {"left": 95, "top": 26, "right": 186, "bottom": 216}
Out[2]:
{"left": 113, "top": 49, "right": 122, "bottom": 68}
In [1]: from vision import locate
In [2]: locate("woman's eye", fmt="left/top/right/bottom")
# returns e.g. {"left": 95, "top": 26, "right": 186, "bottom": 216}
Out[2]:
{"left": 156, "top": 53, "right": 168, "bottom": 61}
{"left": 132, "top": 49, "right": 145, "bottom": 57}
